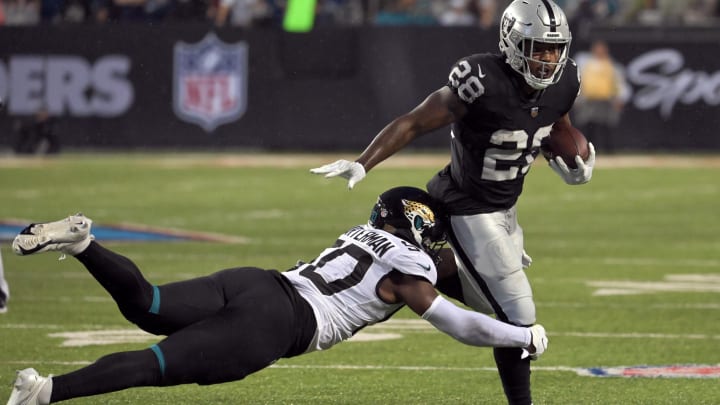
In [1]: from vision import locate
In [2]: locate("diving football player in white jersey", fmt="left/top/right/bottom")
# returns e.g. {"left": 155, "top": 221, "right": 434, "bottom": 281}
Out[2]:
{"left": 7, "top": 186, "right": 547, "bottom": 405}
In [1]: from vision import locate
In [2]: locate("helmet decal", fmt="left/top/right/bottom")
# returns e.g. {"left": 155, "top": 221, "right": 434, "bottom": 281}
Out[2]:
{"left": 402, "top": 199, "right": 435, "bottom": 232}
{"left": 368, "top": 187, "right": 447, "bottom": 264}
{"left": 541, "top": 0, "right": 557, "bottom": 29}
{"left": 500, "top": 14, "right": 515, "bottom": 37}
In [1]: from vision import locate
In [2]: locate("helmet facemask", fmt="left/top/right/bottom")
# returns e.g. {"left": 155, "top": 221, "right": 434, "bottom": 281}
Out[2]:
{"left": 517, "top": 37, "right": 570, "bottom": 90}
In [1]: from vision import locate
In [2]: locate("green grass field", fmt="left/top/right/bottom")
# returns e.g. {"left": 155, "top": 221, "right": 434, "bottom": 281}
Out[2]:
{"left": 1, "top": 153, "right": 718, "bottom": 404}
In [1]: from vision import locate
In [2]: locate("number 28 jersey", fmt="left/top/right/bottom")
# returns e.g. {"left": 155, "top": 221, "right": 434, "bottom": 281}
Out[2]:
{"left": 283, "top": 225, "right": 437, "bottom": 352}
{"left": 427, "top": 53, "right": 580, "bottom": 215}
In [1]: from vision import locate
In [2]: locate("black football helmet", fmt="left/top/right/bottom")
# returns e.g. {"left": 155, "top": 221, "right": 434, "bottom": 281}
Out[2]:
{"left": 369, "top": 186, "right": 447, "bottom": 262}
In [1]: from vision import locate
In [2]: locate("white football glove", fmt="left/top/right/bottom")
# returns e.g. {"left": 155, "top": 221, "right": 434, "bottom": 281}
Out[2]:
{"left": 521, "top": 249, "right": 533, "bottom": 269}
{"left": 548, "top": 142, "right": 595, "bottom": 185}
{"left": 310, "top": 159, "right": 366, "bottom": 189}
{"left": 521, "top": 324, "right": 548, "bottom": 360}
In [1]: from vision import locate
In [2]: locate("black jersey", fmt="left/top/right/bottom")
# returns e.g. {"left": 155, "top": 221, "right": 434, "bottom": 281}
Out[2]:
{"left": 427, "top": 53, "right": 580, "bottom": 215}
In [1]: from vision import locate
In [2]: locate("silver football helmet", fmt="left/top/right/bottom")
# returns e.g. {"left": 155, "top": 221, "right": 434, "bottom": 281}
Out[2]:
{"left": 498, "top": 0, "right": 572, "bottom": 90}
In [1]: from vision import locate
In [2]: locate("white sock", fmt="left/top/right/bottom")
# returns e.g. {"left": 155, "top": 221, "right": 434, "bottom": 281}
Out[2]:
{"left": 67, "top": 235, "right": 94, "bottom": 256}
{"left": 38, "top": 376, "right": 53, "bottom": 405}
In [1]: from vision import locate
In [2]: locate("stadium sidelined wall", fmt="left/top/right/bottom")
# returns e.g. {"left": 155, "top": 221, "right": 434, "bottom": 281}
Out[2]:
{"left": 1, "top": 25, "right": 719, "bottom": 152}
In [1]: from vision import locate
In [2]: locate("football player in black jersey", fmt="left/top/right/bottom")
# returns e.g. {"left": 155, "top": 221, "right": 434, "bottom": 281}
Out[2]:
{"left": 311, "top": 1, "right": 594, "bottom": 404}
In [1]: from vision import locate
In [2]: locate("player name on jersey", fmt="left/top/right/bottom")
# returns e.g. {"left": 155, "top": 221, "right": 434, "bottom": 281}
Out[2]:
{"left": 344, "top": 226, "right": 395, "bottom": 258}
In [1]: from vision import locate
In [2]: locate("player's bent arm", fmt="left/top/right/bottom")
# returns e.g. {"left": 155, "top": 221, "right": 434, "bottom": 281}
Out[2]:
{"left": 388, "top": 272, "right": 530, "bottom": 348}
{"left": 548, "top": 113, "right": 596, "bottom": 185}
{"left": 356, "top": 87, "right": 466, "bottom": 172}
{"left": 553, "top": 112, "right": 573, "bottom": 130}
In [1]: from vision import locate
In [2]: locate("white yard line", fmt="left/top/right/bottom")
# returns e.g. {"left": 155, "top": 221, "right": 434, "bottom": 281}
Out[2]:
{"left": 2, "top": 319, "right": 718, "bottom": 341}
{"left": 1, "top": 154, "right": 719, "bottom": 169}
{"left": 2, "top": 360, "right": 718, "bottom": 379}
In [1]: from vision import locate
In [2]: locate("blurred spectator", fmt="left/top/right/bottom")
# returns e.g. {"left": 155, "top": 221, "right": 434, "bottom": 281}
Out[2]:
{"left": 1, "top": 0, "right": 40, "bottom": 25}
{"left": 316, "top": 0, "right": 363, "bottom": 26}
{"left": 437, "top": 0, "right": 475, "bottom": 26}
{"left": 144, "top": 0, "right": 173, "bottom": 20}
{"left": 94, "top": 0, "right": 147, "bottom": 22}
{"left": 63, "top": 0, "right": 92, "bottom": 22}
{"left": 475, "top": 0, "right": 498, "bottom": 28}
{"left": 12, "top": 107, "right": 61, "bottom": 155}
{"left": 573, "top": 40, "right": 630, "bottom": 154}
{"left": 215, "top": 0, "right": 270, "bottom": 26}
{"left": 621, "top": 0, "right": 718, "bottom": 25}
{"left": 682, "top": 0, "right": 717, "bottom": 25}
{"left": 40, "top": 0, "right": 64, "bottom": 22}
{"left": 169, "top": 0, "right": 208, "bottom": 21}
{"left": 374, "top": 0, "right": 437, "bottom": 25}
{"left": 569, "top": 0, "right": 622, "bottom": 34}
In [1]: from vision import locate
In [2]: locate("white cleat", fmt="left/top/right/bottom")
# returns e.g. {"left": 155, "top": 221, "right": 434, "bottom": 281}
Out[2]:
{"left": 6, "top": 368, "right": 51, "bottom": 405}
{"left": 12, "top": 214, "right": 94, "bottom": 257}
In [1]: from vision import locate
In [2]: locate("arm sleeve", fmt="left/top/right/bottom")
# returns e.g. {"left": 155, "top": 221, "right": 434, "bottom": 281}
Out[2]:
{"left": 421, "top": 296, "right": 531, "bottom": 348}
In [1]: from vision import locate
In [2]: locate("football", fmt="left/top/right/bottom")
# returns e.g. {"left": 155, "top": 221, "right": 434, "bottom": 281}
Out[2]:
{"left": 541, "top": 123, "right": 590, "bottom": 169}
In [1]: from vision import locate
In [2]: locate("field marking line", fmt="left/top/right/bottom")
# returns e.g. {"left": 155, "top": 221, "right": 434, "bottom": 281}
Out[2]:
{"left": 3, "top": 360, "right": 718, "bottom": 379}
{"left": 1, "top": 154, "right": 719, "bottom": 169}
{"left": 2, "top": 322, "right": 718, "bottom": 342}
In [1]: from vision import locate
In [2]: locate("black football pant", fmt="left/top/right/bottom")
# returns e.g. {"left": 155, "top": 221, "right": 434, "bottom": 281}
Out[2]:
{"left": 49, "top": 242, "right": 316, "bottom": 403}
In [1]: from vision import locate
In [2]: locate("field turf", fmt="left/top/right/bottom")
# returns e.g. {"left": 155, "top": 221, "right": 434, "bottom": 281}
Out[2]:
{"left": 0, "top": 153, "right": 718, "bottom": 404}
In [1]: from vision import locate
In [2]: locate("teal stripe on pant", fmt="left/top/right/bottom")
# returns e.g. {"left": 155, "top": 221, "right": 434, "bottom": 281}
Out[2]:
{"left": 149, "top": 285, "right": 160, "bottom": 314}
{"left": 150, "top": 344, "right": 166, "bottom": 376}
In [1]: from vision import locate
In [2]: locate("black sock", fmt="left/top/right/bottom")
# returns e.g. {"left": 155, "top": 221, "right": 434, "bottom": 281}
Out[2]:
{"left": 493, "top": 347, "right": 532, "bottom": 405}
{"left": 50, "top": 349, "right": 162, "bottom": 403}
{"left": 74, "top": 241, "right": 154, "bottom": 323}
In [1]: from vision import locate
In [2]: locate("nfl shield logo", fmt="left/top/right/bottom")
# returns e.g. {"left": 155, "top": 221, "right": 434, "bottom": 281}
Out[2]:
{"left": 173, "top": 33, "right": 248, "bottom": 132}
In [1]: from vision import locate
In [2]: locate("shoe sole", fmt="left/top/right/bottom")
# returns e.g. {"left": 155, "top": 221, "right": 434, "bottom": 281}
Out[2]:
{"left": 12, "top": 215, "right": 92, "bottom": 256}
{"left": 7, "top": 370, "right": 47, "bottom": 405}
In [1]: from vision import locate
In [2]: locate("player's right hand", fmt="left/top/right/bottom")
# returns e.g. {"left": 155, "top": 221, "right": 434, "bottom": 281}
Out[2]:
{"left": 310, "top": 160, "right": 366, "bottom": 189}
{"left": 549, "top": 143, "right": 595, "bottom": 185}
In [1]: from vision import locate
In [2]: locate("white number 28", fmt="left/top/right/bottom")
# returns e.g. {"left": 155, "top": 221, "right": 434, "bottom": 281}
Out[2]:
{"left": 449, "top": 60, "right": 485, "bottom": 103}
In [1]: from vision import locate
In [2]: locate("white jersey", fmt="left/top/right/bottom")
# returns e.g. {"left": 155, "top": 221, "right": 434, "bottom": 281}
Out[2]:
{"left": 283, "top": 225, "right": 437, "bottom": 352}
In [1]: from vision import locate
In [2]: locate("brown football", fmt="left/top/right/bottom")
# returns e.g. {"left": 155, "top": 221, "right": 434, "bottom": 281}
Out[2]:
{"left": 541, "top": 124, "right": 590, "bottom": 169}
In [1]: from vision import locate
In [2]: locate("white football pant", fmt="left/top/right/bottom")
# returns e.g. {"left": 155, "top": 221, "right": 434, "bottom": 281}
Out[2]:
{"left": 449, "top": 205, "right": 535, "bottom": 326}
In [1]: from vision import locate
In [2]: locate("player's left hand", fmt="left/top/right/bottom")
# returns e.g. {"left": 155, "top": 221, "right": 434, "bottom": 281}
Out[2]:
{"left": 521, "top": 249, "right": 532, "bottom": 269}
{"left": 310, "top": 159, "right": 366, "bottom": 189}
{"left": 549, "top": 142, "right": 595, "bottom": 185}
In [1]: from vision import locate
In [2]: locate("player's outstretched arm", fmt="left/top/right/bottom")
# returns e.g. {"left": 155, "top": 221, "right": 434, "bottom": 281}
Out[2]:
{"left": 387, "top": 272, "right": 547, "bottom": 358}
{"left": 309, "top": 160, "right": 366, "bottom": 189}
{"left": 310, "top": 87, "right": 464, "bottom": 189}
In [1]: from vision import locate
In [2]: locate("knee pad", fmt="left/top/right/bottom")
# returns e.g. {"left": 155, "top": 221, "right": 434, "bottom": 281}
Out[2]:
{"left": 494, "top": 270, "right": 535, "bottom": 325}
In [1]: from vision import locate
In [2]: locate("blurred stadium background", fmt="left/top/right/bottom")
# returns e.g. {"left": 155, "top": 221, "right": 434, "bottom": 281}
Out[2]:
{"left": 1, "top": 0, "right": 719, "bottom": 403}
{"left": 2, "top": 0, "right": 720, "bottom": 154}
